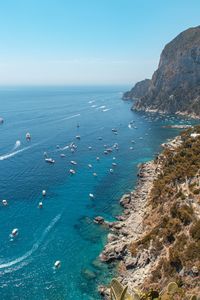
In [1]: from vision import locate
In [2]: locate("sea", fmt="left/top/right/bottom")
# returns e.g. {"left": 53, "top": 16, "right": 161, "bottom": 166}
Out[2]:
{"left": 0, "top": 86, "right": 196, "bottom": 300}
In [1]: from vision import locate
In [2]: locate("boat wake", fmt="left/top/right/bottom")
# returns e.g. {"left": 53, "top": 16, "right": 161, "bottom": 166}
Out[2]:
{"left": 60, "top": 113, "right": 80, "bottom": 121}
{"left": 0, "top": 214, "right": 61, "bottom": 270}
{"left": 0, "top": 146, "right": 33, "bottom": 161}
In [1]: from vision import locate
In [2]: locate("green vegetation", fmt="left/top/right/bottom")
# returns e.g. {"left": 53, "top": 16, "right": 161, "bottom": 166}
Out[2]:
{"left": 129, "top": 126, "right": 200, "bottom": 295}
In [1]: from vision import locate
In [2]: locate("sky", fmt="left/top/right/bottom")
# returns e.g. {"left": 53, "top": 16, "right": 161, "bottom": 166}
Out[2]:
{"left": 0, "top": 0, "right": 200, "bottom": 86}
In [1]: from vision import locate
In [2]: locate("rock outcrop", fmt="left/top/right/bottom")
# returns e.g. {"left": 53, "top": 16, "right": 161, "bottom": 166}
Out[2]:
{"left": 124, "top": 26, "right": 200, "bottom": 117}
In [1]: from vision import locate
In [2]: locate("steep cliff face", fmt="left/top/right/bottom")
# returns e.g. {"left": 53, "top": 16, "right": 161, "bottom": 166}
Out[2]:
{"left": 124, "top": 26, "right": 200, "bottom": 116}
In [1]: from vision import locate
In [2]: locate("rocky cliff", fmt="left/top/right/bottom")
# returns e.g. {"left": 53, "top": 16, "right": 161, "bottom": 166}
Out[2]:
{"left": 124, "top": 26, "right": 200, "bottom": 117}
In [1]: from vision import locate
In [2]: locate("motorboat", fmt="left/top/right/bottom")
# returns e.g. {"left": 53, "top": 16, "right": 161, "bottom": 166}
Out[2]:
{"left": 76, "top": 135, "right": 81, "bottom": 140}
{"left": 88, "top": 146, "right": 92, "bottom": 150}
{"left": 93, "top": 173, "right": 97, "bottom": 177}
{"left": 39, "top": 202, "right": 43, "bottom": 208}
{"left": 26, "top": 132, "right": 31, "bottom": 141}
{"left": 96, "top": 157, "right": 100, "bottom": 161}
{"left": 42, "top": 190, "right": 46, "bottom": 196}
{"left": 2, "top": 199, "right": 8, "bottom": 206}
{"left": 89, "top": 193, "right": 94, "bottom": 199}
{"left": 110, "top": 169, "right": 114, "bottom": 174}
{"left": 45, "top": 158, "right": 55, "bottom": 164}
{"left": 69, "top": 169, "right": 76, "bottom": 175}
{"left": 112, "top": 162, "right": 117, "bottom": 167}
{"left": 104, "top": 150, "right": 108, "bottom": 155}
{"left": 60, "top": 153, "right": 66, "bottom": 157}
{"left": 88, "top": 164, "right": 92, "bottom": 168}
{"left": 70, "top": 160, "right": 77, "bottom": 165}
{"left": 111, "top": 128, "right": 117, "bottom": 133}
{"left": 54, "top": 260, "right": 61, "bottom": 269}
{"left": 11, "top": 228, "right": 18, "bottom": 237}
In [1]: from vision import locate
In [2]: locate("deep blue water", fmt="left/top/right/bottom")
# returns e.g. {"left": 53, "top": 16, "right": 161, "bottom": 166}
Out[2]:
{"left": 0, "top": 86, "right": 195, "bottom": 299}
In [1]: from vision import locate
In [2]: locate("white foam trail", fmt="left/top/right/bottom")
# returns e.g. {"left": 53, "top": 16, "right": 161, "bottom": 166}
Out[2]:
{"left": 88, "top": 100, "right": 95, "bottom": 104}
{"left": 91, "top": 105, "right": 97, "bottom": 108}
{"left": 0, "top": 214, "right": 61, "bottom": 269}
{"left": 61, "top": 114, "right": 80, "bottom": 121}
{"left": 12, "top": 140, "right": 21, "bottom": 151}
{"left": 0, "top": 146, "right": 32, "bottom": 161}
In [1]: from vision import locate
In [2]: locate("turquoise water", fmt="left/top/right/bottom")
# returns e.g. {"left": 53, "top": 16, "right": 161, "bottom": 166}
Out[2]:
{"left": 0, "top": 86, "right": 195, "bottom": 299}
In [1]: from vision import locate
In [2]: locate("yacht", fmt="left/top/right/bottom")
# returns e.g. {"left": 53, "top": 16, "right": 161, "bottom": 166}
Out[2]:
{"left": 26, "top": 132, "right": 31, "bottom": 141}
{"left": 45, "top": 158, "right": 55, "bottom": 164}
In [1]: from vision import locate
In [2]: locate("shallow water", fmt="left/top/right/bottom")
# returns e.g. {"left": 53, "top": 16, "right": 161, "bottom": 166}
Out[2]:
{"left": 0, "top": 86, "right": 195, "bottom": 299}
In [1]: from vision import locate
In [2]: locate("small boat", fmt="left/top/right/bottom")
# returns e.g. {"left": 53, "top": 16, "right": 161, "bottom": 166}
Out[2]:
{"left": 96, "top": 157, "right": 100, "bottom": 161}
{"left": 2, "top": 199, "right": 8, "bottom": 206}
{"left": 110, "top": 169, "right": 114, "bottom": 174}
{"left": 88, "top": 146, "right": 92, "bottom": 150}
{"left": 98, "top": 137, "right": 103, "bottom": 140}
{"left": 93, "top": 173, "right": 97, "bottom": 177}
{"left": 0, "top": 117, "right": 4, "bottom": 124}
{"left": 70, "top": 160, "right": 77, "bottom": 165}
{"left": 106, "top": 148, "right": 112, "bottom": 153}
{"left": 26, "top": 132, "right": 31, "bottom": 141}
{"left": 39, "top": 202, "right": 43, "bottom": 208}
{"left": 42, "top": 190, "right": 46, "bottom": 196}
{"left": 54, "top": 260, "right": 61, "bottom": 269}
{"left": 113, "top": 157, "right": 116, "bottom": 160}
{"left": 71, "top": 148, "right": 75, "bottom": 153}
{"left": 11, "top": 228, "right": 18, "bottom": 237}
{"left": 45, "top": 158, "right": 55, "bottom": 164}
{"left": 88, "top": 164, "right": 92, "bottom": 168}
{"left": 104, "top": 150, "right": 108, "bottom": 155}
{"left": 56, "top": 145, "right": 60, "bottom": 149}
{"left": 112, "top": 162, "right": 117, "bottom": 167}
{"left": 60, "top": 153, "right": 66, "bottom": 157}
{"left": 130, "top": 147, "right": 133, "bottom": 150}
{"left": 131, "top": 140, "right": 135, "bottom": 144}
{"left": 69, "top": 169, "right": 76, "bottom": 175}
{"left": 76, "top": 135, "right": 81, "bottom": 140}
{"left": 112, "top": 128, "right": 117, "bottom": 133}
{"left": 89, "top": 193, "right": 95, "bottom": 199}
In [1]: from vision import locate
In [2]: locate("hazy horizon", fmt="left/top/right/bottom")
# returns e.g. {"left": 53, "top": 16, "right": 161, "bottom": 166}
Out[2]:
{"left": 0, "top": 0, "right": 200, "bottom": 86}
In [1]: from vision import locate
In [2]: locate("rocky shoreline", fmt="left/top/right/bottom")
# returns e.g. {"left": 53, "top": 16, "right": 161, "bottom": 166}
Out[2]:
{"left": 96, "top": 158, "right": 163, "bottom": 298}
{"left": 96, "top": 135, "right": 186, "bottom": 299}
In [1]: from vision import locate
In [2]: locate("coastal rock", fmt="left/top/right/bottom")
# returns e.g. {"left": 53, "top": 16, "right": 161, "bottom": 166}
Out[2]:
{"left": 94, "top": 216, "right": 105, "bottom": 225}
{"left": 123, "top": 26, "right": 200, "bottom": 117}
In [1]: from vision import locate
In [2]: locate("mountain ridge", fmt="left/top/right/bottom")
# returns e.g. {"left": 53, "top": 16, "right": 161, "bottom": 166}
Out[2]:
{"left": 123, "top": 26, "right": 200, "bottom": 117}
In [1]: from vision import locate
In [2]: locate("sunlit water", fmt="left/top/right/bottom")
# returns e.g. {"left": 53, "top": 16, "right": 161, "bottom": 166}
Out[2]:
{"left": 0, "top": 86, "right": 196, "bottom": 299}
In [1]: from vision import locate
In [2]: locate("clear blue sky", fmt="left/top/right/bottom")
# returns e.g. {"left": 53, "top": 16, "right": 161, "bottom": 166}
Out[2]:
{"left": 0, "top": 0, "right": 200, "bottom": 86}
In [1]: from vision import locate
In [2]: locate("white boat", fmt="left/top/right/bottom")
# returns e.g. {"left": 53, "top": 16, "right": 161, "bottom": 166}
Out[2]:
{"left": 113, "top": 157, "right": 116, "bottom": 160}
{"left": 112, "top": 162, "right": 117, "bottom": 167}
{"left": 11, "top": 228, "right": 18, "bottom": 237}
{"left": 54, "top": 260, "right": 61, "bottom": 269}
{"left": 70, "top": 160, "right": 77, "bottom": 165}
{"left": 96, "top": 157, "right": 100, "bottom": 161}
{"left": 106, "top": 148, "right": 112, "bottom": 153}
{"left": 42, "top": 190, "right": 46, "bottom": 196}
{"left": 26, "top": 132, "right": 31, "bottom": 141}
{"left": 130, "top": 147, "right": 133, "bottom": 150}
{"left": 93, "top": 173, "right": 97, "bottom": 177}
{"left": 0, "top": 117, "right": 4, "bottom": 124}
{"left": 88, "top": 146, "right": 92, "bottom": 150}
{"left": 45, "top": 158, "right": 55, "bottom": 164}
{"left": 88, "top": 164, "right": 92, "bottom": 168}
{"left": 56, "top": 145, "right": 60, "bottom": 149}
{"left": 60, "top": 153, "right": 66, "bottom": 157}
{"left": 89, "top": 193, "right": 95, "bottom": 199}
{"left": 69, "top": 169, "right": 76, "bottom": 175}
{"left": 39, "top": 202, "right": 43, "bottom": 208}
{"left": 76, "top": 135, "right": 81, "bottom": 140}
{"left": 110, "top": 169, "right": 114, "bottom": 174}
{"left": 112, "top": 128, "right": 117, "bottom": 133}
{"left": 104, "top": 150, "right": 108, "bottom": 155}
{"left": 2, "top": 199, "right": 8, "bottom": 206}
{"left": 98, "top": 137, "right": 103, "bottom": 140}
